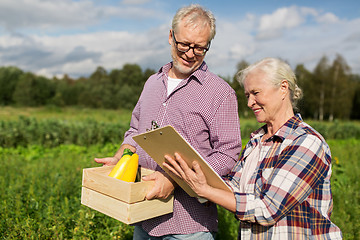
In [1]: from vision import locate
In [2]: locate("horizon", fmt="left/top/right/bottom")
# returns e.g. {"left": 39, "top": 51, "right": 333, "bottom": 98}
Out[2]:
{"left": 0, "top": 0, "right": 359, "bottom": 78}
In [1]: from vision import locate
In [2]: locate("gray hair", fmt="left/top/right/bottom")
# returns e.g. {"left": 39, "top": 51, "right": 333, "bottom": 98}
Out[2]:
{"left": 172, "top": 4, "right": 216, "bottom": 43}
{"left": 236, "top": 57, "right": 303, "bottom": 110}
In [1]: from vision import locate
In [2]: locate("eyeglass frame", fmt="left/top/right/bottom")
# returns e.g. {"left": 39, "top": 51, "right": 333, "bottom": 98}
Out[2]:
{"left": 171, "top": 30, "right": 211, "bottom": 56}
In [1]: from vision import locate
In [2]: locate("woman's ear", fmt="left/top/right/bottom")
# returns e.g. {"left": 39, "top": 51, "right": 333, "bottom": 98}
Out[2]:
{"left": 280, "top": 79, "right": 289, "bottom": 100}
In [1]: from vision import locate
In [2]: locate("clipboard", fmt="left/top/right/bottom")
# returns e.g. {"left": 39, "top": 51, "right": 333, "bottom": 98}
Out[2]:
{"left": 132, "top": 125, "right": 232, "bottom": 198}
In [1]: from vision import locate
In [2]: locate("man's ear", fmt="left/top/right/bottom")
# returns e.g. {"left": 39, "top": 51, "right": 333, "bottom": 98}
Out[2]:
{"left": 168, "top": 30, "right": 173, "bottom": 45}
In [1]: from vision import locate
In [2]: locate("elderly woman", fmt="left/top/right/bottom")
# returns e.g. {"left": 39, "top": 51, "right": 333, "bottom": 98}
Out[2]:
{"left": 164, "top": 58, "right": 343, "bottom": 239}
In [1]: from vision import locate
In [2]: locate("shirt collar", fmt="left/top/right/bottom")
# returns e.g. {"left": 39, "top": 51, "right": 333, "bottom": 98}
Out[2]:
{"left": 250, "top": 113, "right": 303, "bottom": 142}
{"left": 158, "top": 61, "right": 208, "bottom": 84}
{"left": 275, "top": 113, "right": 303, "bottom": 140}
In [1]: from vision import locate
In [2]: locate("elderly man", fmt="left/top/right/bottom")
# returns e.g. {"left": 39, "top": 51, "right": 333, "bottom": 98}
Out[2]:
{"left": 95, "top": 4, "right": 242, "bottom": 240}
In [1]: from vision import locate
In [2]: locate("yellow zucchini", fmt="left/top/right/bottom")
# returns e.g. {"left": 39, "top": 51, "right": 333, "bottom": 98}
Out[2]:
{"left": 108, "top": 149, "right": 139, "bottom": 182}
{"left": 108, "top": 154, "right": 132, "bottom": 179}
{"left": 119, "top": 153, "right": 139, "bottom": 182}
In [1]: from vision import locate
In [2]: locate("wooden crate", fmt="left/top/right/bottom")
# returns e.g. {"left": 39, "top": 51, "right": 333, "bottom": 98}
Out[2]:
{"left": 81, "top": 165, "right": 174, "bottom": 224}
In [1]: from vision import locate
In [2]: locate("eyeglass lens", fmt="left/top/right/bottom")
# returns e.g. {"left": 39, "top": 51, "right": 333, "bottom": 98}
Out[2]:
{"left": 172, "top": 31, "right": 208, "bottom": 56}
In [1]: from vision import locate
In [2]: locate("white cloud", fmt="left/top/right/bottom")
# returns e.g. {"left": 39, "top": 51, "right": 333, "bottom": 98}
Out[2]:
{"left": 316, "top": 12, "right": 340, "bottom": 24}
{"left": 259, "top": 6, "right": 304, "bottom": 32}
{"left": 0, "top": 2, "right": 359, "bottom": 79}
{"left": 0, "top": 0, "right": 162, "bottom": 32}
{"left": 121, "top": 0, "right": 151, "bottom": 5}
{"left": 0, "top": 0, "right": 99, "bottom": 30}
{"left": 0, "top": 24, "right": 171, "bottom": 77}
{"left": 206, "top": 6, "right": 360, "bottom": 77}
{"left": 255, "top": 6, "right": 342, "bottom": 40}
{"left": 205, "top": 17, "right": 256, "bottom": 77}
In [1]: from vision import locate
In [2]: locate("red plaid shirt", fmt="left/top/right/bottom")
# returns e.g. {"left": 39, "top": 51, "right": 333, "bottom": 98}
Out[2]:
{"left": 225, "top": 114, "right": 343, "bottom": 239}
{"left": 122, "top": 61, "right": 242, "bottom": 236}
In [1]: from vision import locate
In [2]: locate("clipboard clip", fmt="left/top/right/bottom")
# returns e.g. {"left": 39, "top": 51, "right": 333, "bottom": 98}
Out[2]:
{"left": 146, "top": 120, "right": 160, "bottom": 132}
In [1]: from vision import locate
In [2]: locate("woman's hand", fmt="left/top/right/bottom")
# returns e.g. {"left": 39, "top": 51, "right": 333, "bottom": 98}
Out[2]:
{"left": 164, "top": 152, "right": 237, "bottom": 212}
{"left": 163, "top": 152, "right": 211, "bottom": 198}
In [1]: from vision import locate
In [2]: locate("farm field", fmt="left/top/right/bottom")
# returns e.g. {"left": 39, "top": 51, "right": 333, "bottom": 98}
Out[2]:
{"left": 0, "top": 107, "right": 359, "bottom": 239}
{"left": 0, "top": 106, "right": 133, "bottom": 123}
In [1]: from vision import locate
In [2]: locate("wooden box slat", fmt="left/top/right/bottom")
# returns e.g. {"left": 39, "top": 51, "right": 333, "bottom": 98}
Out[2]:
{"left": 81, "top": 187, "right": 174, "bottom": 224}
{"left": 81, "top": 166, "right": 174, "bottom": 224}
{"left": 82, "top": 165, "right": 155, "bottom": 203}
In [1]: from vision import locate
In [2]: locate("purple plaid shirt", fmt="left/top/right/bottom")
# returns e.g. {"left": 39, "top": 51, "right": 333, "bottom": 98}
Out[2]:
{"left": 225, "top": 114, "right": 342, "bottom": 239}
{"left": 122, "top": 61, "right": 242, "bottom": 236}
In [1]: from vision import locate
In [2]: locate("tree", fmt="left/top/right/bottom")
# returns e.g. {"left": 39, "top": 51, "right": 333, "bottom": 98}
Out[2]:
{"left": 0, "top": 66, "right": 23, "bottom": 105}
{"left": 13, "top": 72, "right": 55, "bottom": 106}
{"left": 328, "top": 54, "right": 353, "bottom": 120}
{"left": 231, "top": 60, "right": 250, "bottom": 117}
{"left": 350, "top": 74, "right": 360, "bottom": 119}
{"left": 312, "top": 56, "right": 331, "bottom": 121}
{"left": 295, "top": 64, "right": 315, "bottom": 118}
{"left": 110, "top": 64, "right": 149, "bottom": 109}
{"left": 78, "top": 66, "right": 112, "bottom": 108}
{"left": 143, "top": 68, "right": 156, "bottom": 80}
{"left": 52, "top": 74, "right": 80, "bottom": 107}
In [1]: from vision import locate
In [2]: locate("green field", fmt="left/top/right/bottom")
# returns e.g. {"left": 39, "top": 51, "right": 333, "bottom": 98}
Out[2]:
{"left": 0, "top": 107, "right": 359, "bottom": 239}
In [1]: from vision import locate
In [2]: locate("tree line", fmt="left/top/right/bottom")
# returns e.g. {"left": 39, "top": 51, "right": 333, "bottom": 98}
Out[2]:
{"left": 230, "top": 54, "right": 360, "bottom": 120}
{"left": 0, "top": 54, "right": 359, "bottom": 120}
{"left": 0, "top": 64, "right": 155, "bottom": 111}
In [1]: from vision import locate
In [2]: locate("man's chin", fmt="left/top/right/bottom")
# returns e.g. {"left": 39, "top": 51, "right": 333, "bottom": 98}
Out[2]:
{"left": 173, "top": 65, "right": 194, "bottom": 78}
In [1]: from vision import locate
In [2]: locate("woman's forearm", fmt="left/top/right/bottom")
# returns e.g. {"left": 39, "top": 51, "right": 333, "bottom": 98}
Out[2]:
{"left": 198, "top": 184, "right": 237, "bottom": 213}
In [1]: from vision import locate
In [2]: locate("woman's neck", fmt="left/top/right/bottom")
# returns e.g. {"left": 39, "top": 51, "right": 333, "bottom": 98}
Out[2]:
{"left": 265, "top": 110, "right": 294, "bottom": 140}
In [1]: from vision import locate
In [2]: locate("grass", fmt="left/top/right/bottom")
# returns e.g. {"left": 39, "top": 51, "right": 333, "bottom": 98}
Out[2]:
{"left": 0, "top": 106, "right": 133, "bottom": 123}
{"left": 0, "top": 107, "right": 358, "bottom": 239}
{"left": 0, "top": 144, "right": 134, "bottom": 239}
{"left": 1, "top": 140, "right": 357, "bottom": 239}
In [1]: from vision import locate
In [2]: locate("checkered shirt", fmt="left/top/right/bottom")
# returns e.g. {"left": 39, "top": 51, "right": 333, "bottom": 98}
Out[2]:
{"left": 122, "top": 61, "right": 242, "bottom": 236}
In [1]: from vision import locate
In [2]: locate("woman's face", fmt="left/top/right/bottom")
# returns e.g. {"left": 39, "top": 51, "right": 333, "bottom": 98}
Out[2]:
{"left": 243, "top": 70, "right": 286, "bottom": 125}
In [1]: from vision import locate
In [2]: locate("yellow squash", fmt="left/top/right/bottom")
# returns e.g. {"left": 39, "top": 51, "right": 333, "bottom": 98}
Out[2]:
{"left": 108, "top": 154, "right": 132, "bottom": 179}
{"left": 108, "top": 148, "right": 139, "bottom": 182}
{"left": 108, "top": 148, "right": 133, "bottom": 179}
{"left": 119, "top": 153, "right": 139, "bottom": 182}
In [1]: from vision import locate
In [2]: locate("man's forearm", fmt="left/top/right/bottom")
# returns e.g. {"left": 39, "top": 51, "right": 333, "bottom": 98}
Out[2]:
{"left": 114, "top": 144, "right": 136, "bottom": 161}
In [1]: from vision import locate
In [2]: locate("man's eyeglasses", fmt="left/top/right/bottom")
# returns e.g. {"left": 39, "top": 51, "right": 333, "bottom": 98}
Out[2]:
{"left": 172, "top": 31, "right": 210, "bottom": 57}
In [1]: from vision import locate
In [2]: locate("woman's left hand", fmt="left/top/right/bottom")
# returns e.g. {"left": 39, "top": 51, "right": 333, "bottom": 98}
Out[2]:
{"left": 163, "top": 152, "right": 210, "bottom": 197}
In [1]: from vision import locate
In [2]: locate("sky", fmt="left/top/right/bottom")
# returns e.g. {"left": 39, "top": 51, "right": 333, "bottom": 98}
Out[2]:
{"left": 0, "top": 0, "right": 359, "bottom": 79}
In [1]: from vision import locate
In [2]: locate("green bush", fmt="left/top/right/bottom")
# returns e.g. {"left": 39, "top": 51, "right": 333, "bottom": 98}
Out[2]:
{"left": 2, "top": 117, "right": 359, "bottom": 148}
{"left": 0, "top": 116, "right": 128, "bottom": 148}
{"left": 309, "top": 120, "right": 360, "bottom": 139}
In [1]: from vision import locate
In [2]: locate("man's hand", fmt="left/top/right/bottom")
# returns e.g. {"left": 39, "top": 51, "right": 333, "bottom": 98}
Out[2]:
{"left": 94, "top": 144, "right": 136, "bottom": 166}
{"left": 142, "top": 171, "right": 175, "bottom": 200}
{"left": 94, "top": 156, "right": 119, "bottom": 166}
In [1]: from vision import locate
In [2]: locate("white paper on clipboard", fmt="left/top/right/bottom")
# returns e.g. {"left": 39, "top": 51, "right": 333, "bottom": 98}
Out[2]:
{"left": 132, "top": 125, "right": 232, "bottom": 198}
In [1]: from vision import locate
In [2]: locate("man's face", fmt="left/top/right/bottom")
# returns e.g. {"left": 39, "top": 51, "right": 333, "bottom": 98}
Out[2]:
{"left": 168, "top": 19, "right": 211, "bottom": 79}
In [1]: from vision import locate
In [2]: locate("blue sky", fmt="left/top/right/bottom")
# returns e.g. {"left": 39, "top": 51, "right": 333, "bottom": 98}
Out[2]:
{"left": 0, "top": 0, "right": 359, "bottom": 78}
